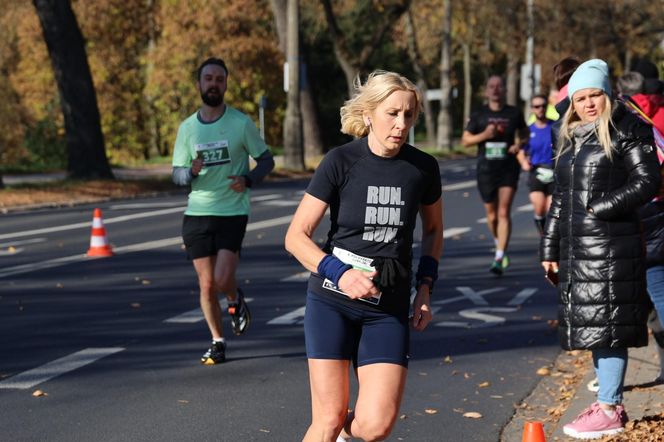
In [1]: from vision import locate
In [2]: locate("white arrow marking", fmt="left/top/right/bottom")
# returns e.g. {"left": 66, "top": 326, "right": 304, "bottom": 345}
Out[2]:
{"left": 455, "top": 286, "right": 505, "bottom": 306}
{"left": 507, "top": 288, "right": 538, "bottom": 306}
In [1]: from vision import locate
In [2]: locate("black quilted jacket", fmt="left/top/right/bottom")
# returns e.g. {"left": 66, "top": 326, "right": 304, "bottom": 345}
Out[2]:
{"left": 540, "top": 103, "right": 662, "bottom": 350}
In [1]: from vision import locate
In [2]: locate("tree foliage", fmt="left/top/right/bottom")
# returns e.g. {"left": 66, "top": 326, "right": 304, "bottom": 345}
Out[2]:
{"left": 1, "top": 0, "right": 663, "bottom": 168}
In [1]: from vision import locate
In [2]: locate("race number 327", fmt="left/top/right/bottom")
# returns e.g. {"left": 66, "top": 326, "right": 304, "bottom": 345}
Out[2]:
{"left": 195, "top": 140, "right": 231, "bottom": 166}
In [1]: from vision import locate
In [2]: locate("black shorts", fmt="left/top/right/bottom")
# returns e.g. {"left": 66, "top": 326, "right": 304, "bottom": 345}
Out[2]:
{"left": 182, "top": 215, "right": 248, "bottom": 260}
{"left": 476, "top": 159, "right": 520, "bottom": 203}
{"left": 304, "top": 291, "right": 410, "bottom": 368}
{"left": 528, "top": 166, "right": 555, "bottom": 195}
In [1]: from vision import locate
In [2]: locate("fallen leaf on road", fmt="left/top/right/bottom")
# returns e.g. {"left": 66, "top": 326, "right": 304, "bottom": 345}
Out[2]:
{"left": 178, "top": 400, "right": 189, "bottom": 404}
{"left": 399, "top": 414, "right": 407, "bottom": 420}
{"left": 532, "top": 315, "right": 542, "bottom": 320}
{"left": 130, "top": 302, "right": 141, "bottom": 309}
{"left": 453, "top": 408, "right": 464, "bottom": 413}
{"left": 32, "top": 390, "right": 47, "bottom": 397}
{"left": 8, "top": 246, "right": 16, "bottom": 253}
{"left": 444, "top": 355, "right": 453, "bottom": 364}
{"left": 418, "top": 372, "right": 428, "bottom": 376}
{"left": 424, "top": 408, "right": 438, "bottom": 414}
{"left": 464, "top": 372, "right": 471, "bottom": 379}
{"left": 536, "top": 367, "right": 551, "bottom": 376}
{"left": 478, "top": 381, "right": 490, "bottom": 388}
{"left": 490, "top": 395, "right": 503, "bottom": 399}
{"left": 141, "top": 279, "right": 151, "bottom": 285}
{"left": 463, "top": 412, "right": 482, "bottom": 419}
{"left": 259, "top": 429, "right": 270, "bottom": 433}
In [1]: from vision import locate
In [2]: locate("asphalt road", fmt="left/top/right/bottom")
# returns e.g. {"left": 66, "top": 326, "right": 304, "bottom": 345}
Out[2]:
{"left": 0, "top": 159, "right": 561, "bottom": 441}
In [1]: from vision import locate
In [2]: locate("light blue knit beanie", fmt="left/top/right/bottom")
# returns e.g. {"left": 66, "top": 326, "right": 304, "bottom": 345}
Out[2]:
{"left": 567, "top": 59, "right": 612, "bottom": 98}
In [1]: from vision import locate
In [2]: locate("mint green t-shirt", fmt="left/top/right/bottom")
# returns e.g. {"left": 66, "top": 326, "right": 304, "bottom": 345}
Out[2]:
{"left": 172, "top": 106, "right": 269, "bottom": 216}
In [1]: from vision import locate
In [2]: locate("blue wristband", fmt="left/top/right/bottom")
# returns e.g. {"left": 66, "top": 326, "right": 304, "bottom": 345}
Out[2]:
{"left": 317, "top": 254, "right": 352, "bottom": 287}
{"left": 416, "top": 255, "right": 439, "bottom": 282}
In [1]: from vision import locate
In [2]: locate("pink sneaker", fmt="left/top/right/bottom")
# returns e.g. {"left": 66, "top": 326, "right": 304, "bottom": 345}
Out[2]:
{"left": 563, "top": 402, "right": 625, "bottom": 439}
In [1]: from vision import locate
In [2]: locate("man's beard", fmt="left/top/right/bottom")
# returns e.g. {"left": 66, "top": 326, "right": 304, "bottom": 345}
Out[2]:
{"left": 201, "top": 88, "right": 223, "bottom": 107}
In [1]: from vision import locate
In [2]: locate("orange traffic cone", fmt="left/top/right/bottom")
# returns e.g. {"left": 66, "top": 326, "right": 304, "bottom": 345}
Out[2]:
{"left": 86, "top": 208, "right": 113, "bottom": 257}
{"left": 522, "top": 421, "right": 546, "bottom": 442}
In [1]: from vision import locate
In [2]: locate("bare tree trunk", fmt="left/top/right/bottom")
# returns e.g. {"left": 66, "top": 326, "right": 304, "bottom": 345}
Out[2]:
{"left": 436, "top": 0, "right": 453, "bottom": 151}
{"left": 300, "top": 49, "right": 325, "bottom": 159}
{"left": 321, "top": 0, "right": 410, "bottom": 98}
{"left": 270, "top": 0, "right": 323, "bottom": 160}
{"left": 405, "top": 9, "right": 435, "bottom": 146}
{"left": 32, "top": 0, "right": 113, "bottom": 179}
{"left": 506, "top": 51, "right": 518, "bottom": 106}
{"left": 462, "top": 42, "right": 472, "bottom": 126}
{"left": 283, "top": 0, "right": 304, "bottom": 170}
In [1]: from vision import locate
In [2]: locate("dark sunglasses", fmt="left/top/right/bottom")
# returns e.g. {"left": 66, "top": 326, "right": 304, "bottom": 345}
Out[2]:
{"left": 531, "top": 104, "right": 546, "bottom": 109}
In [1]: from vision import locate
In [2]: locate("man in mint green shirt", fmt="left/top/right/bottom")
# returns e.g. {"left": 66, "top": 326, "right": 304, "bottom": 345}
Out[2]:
{"left": 172, "top": 57, "right": 274, "bottom": 364}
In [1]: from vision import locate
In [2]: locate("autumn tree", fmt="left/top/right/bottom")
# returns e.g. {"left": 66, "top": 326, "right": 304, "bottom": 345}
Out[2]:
{"left": 320, "top": 0, "right": 412, "bottom": 97}
{"left": 32, "top": 0, "right": 113, "bottom": 179}
{"left": 271, "top": 0, "right": 324, "bottom": 162}
{"left": 74, "top": 0, "right": 153, "bottom": 163}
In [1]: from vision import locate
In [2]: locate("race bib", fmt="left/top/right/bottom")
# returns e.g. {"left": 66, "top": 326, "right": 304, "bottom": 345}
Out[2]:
{"left": 535, "top": 167, "right": 554, "bottom": 184}
{"left": 195, "top": 140, "right": 230, "bottom": 166}
{"left": 321, "top": 247, "right": 382, "bottom": 305}
{"left": 485, "top": 141, "right": 507, "bottom": 160}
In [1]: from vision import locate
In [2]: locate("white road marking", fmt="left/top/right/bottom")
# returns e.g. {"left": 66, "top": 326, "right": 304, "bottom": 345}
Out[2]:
{"left": 251, "top": 194, "right": 283, "bottom": 202}
{"left": 477, "top": 217, "right": 487, "bottom": 223}
{"left": 0, "top": 207, "right": 186, "bottom": 241}
{"left": 0, "top": 215, "right": 293, "bottom": 279}
{"left": 0, "top": 238, "right": 47, "bottom": 247}
{"left": 281, "top": 271, "right": 310, "bottom": 282}
{"left": 0, "top": 247, "right": 24, "bottom": 256}
{"left": 267, "top": 306, "right": 306, "bottom": 325}
{"left": 442, "top": 180, "right": 475, "bottom": 191}
{"left": 507, "top": 288, "right": 538, "bottom": 306}
{"left": 455, "top": 286, "right": 505, "bottom": 306}
{"left": 517, "top": 204, "right": 534, "bottom": 212}
{"left": 0, "top": 347, "right": 124, "bottom": 390}
{"left": 444, "top": 227, "right": 471, "bottom": 237}
{"left": 109, "top": 202, "right": 183, "bottom": 210}
{"left": 164, "top": 298, "right": 254, "bottom": 323}
{"left": 436, "top": 307, "right": 519, "bottom": 328}
{"left": 260, "top": 200, "right": 300, "bottom": 207}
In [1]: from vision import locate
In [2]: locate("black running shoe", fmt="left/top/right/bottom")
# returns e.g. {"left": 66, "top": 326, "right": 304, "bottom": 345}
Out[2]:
{"left": 227, "top": 288, "right": 251, "bottom": 336}
{"left": 201, "top": 341, "right": 226, "bottom": 365}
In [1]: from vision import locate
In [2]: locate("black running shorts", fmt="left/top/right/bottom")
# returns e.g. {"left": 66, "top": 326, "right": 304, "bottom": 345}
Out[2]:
{"left": 304, "top": 291, "right": 410, "bottom": 368}
{"left": 476, "top": 159, "right": 520, "bottom": 203}
{"left": 527, "top": 166, "right": 555, "bottom": 195}
{"left": 182, "top": 215, "right": 248, "bottom": 259}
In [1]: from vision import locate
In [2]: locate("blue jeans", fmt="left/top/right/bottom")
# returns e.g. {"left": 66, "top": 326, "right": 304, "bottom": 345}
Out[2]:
{"left": 593, "top": 347, "right": 628, "bottom": 405}
{"left": 647, "top": 265, "right": 664, "bottom": 327}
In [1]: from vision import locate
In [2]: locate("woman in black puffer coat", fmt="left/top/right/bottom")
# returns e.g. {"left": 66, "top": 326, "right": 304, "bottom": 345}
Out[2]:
{"left": 540, "top": 59, "right": 661, "bottom": 439}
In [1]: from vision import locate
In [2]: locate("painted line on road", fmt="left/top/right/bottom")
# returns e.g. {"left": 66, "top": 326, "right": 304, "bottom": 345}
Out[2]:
{"left": 442, "top": 180, "right": 475, "bottom": 191}
{"left": 0, "top": 347, "right": 124, "bottom": 390}
{"left": 517, "top": 203, "right": 534, "bottom": 212}
{"left": 0, "top": 238, "right": 47, "bottom": 248}
{"left": 0, "top": 207, "right": 186, "bottom": 241}
{"left": 0, "top": 215, "right": 293, "bottom": 279}
{"left": 251, "top": 194, "right": 283, "bottom": 202}
{"left": 260, "top": 200, "right": 300, "bottom": 207}
{"left": 444, "top": 227, "right": 471, "bottom": 237}
{"left": 164, "top": 298, "right": 254, "bottom": 323}
{"left": 281, "top": 271, "right": 310, "bottom": 282}
{"left": 110, "top": 202, "right": 183, "bottom": 210}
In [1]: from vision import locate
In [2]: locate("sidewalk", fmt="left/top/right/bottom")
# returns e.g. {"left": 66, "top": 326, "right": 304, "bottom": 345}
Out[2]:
{"left": 503, "top": 337, "right": 664, "bottom": 441}
{"left": 2, "top": 164, "right": 172, "bottom": 185}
